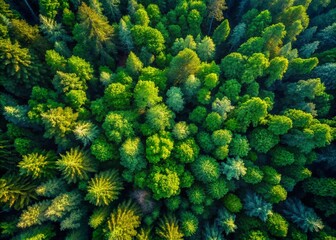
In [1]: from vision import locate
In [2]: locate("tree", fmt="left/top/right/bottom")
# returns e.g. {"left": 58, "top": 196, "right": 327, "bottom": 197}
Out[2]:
{"left": 229, "top": 134, "right": 250, "bottom": 157}
{"left": 204, "top": 112, "right": 223, "bottom": 131}
{"left": 286, "top": 57, "right": 319, "bottom": 77}
{"left": 191, "top": 155, "right": 220, "bottom": 183}
{"left": 90, "top": 136, "right": 117, "bottom": 162}
{"left": 208, "top": 178, "right": 229, "bottom": 199}
{"left": 187, "top": 185, "right": 206, "bottom": 205}
{"left": 85, "top": 170, "right": 123, "bottom": 206}
{"left": 134, "top": 8, "right": 150, "bottom": 26}
{"left": 246, "top": 10, "right": 272, "bottom": 38}
{"left": 242, "top": 53, "right": 269, "bottom": 84}
{"left": 172, "top": 35, "right": 197, "bottom": 55}
{"left": 145, "top": 131, "right": 174, "bottom": 164}
{"left": 57, "top": 148, "right": 96, "bottom": 183}
{"left": 284, "top": 109, "right": 313, "bottom": 128}
{"left": 212, "top": 97, "right": 234, "bottom": 119}
{"left": 17, "top": 200, "right": 50, "bottom": 228}
{"left": 139, "top": 66, "right": 167, "bottom": 91}
{"left": 180, "top": 212, "right": 198, "bottom": 237}
{"left": 107, "top": 201, "right": 141, "bottom": 240}
{"left": 168, "top": 48, "right": 201, "bottom": 84}
{"left": 120, "top": 137, "right": 147, "bottom": 172}
{"left": 145, "top": 104, "right": 174, "bottom": 132}
{"left": 223, "top": 193, "right": 243, "bottom": 213}
{"left": 303, "top": 177, "right": 336, "bottom": 197}
{"left": 131, "top": 25, "right": 165, "bottom": 54}
{"left": 18, "top": 152, "right": 56, "bottom": 179}
{"left": 207, "top": 0, "right": 227, "bottom": 33}
{"left": 174, "top": 138, "right": 200, "bottom": 163}
{"left": 266, "top": 57, "right": 289, "bottom": 86}
{"left": 278, "top": 6, "right": 309, "bottom": 41}
{"left": 203, "top": 223, "right": 224, "bottom": 240}
{"left": 0, "top": 174, "right": 37, "bottom": 210}
{"left": 299, "top": 41, "right": 319, "bottom": 58}
{"left": 187, "top": 9, "right": 202, "bottom": 36}
{"left": 36, "top": 178, "right": 65, "bottom": 197}
{"left": 104, "top": 83, "right": 132, "bottom": 110}
{"left": 73, "top": 121, "right": 99, "bottom": 146}
{"left": 196, "top": 36, "right": 215, "bottom": 62}
{"left": 235, "top": 97, "right": 268, "bottom": 132}
{"left": 102, "top": 112, "right": 134, "bottom": 144}
{"left": 156, "top": 215, "right": 184, "bottom": 240}
{"left": 262, "top": 23, "right": 286, "bottom": 56}
{"left": 134, "top": 80, "right": 162, "bottom": 110}
{"left": 166, "top": 87, "right": 185, "bottom": 112}
{"left": 125, "top": 52, "right": 143, "bottom": 78}
{"left": 228, "top": 23, "right": 246, "bottom": 49}
{"left": 318, "top": 23, "right": 336, "bottom": 47}
{"left": 221, "top": 157, "right": 247, "bottom": 180}
{"left": 212, "top": 19, "right": 230, "bottom": 45}
{"left": 172, "top": 122, "right": 190, "bottom": 140}
{"left": 266, "top": 213, "right": 288, "bottom": 237}
{"left": 39, "top": 15, "right": 71, "bottom": 43}
{"left": 41, "top": 107, "right": 78, "bottom": 146}
{"left": 220, "top": 52, "right": 245, "bottom": 80}
{"left": 238, "top": 37, "right": 265, "bottom": 56}
{"left": 249, "top": 128, "right": 279, "bottom": 153}
{"left": 148, "top": 168, "right": 180, "bottom": 199}
{"left": 311, "top": 63, "right": 336, "bottom": 90}
{"left": 244, "top": 192, "right": 273, "bottom": 222}
{"left": 216, "top": 208, "right": 237, "bottom": 235}
{"left": 0, "top": 39, "right": 42, "bottom": 96}
{"left": 73, "top": 3, "right": 115, "bottom": 66}
{"left": 283, "top": 198, "right": 324, "bottom": 232}
{"left": 38, "top": 0, "right": 64, "bottom": 19}
{"left": 52, "top": 71, "right": 86, "bottom": 93}
{"left": 118, "top": 18, "right": 134, "bottom": 52}
{"left": 100, "top": 0, "right": 121, "bottom": 22}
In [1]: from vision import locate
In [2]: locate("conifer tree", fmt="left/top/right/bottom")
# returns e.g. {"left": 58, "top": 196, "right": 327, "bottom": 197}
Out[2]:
{"left": 107, "top": 201, "right": 141, "bottom": 240}
{"left": 156, "top": 215, "right": 184, "bottom": 240}
{"left": 86, "top": 170, "right": 123, "bottom": 206}
{"left": 57, "top": 148, "right": 96, "bottom": 183}
{"left": 73, "top": 3, "right": 116, "bottom": 66}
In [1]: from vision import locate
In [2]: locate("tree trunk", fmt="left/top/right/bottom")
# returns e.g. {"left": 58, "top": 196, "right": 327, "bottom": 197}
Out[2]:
{"left": 23, "top": 0, "right": 38, "bottom": 22}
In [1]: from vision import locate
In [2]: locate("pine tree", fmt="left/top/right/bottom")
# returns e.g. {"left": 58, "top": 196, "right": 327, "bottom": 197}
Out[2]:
{"left": 191, "top": 155, "right": 220, "bottom": 183}
{"left": 221, "top": 157, "right": 247, "bottom": 180}
{"left": 0, "top": 39, "right": 42, "bottom": 96}
{"left": 203, "top": 223, "right": 224, "bottom": 240}
{"left": 166, "top": 86, "right": 185, "bottom": 113}
{"left": 17, "top": 200, "right": 51, "bottom": 228}
{"left": 36, "top": 178, "right": 66, "bottom": 197}
{"left": 73, "top": 121, "right": 99, "bottom": 146}
{"left": 244, "top": 192, "right": 273, "bottom": 222}
{"left": 85, "top": 170, "right": 123, "bottom": 206}
{"left": 57, "top": 148, "right": 96, "bottom": 183}
{"left": 18, "top": 151, "right": 56, "bottom": 179}
{"left": 216, "top": 208, "right": 237, "bottom": 235}
{"left": 41, "top": 106, "right": 78, "bottom": 146}
{"left": 156, "top": 215, "right": 184, "bottom": 240}
{"left": 0, "top": 174, "right": 38, "bottom": 210}
{"left": 196, "top": 36, "right": 216, "bottom": 62}
{"left": 120, "top": 137, "right": 147, "bottom": 172}
{"left": 45, "top": 191, "right": 82, "bottom": 221}
{"left": 107, "top": 201, "right": 141, "bottom": 240}
{"left": 283, "top": 198, "right": 324, "bottom": 232}
{"left": 73, "top": 3, "right": 116, "bottom": 66}
{"left": 39, "top": 15, "right": 71, "bottom": 43}
{"left": 89, "top": 206, "right": 110, "bottom": 229}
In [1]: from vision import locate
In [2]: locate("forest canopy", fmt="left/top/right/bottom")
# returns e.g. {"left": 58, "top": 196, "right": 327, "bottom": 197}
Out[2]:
{"left": 1, "top": 0, "right": 336, "bottom": 239}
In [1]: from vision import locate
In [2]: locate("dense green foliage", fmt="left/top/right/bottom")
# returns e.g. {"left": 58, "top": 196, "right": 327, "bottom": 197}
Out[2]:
{"left": 1, "top": 0, "right": 336, "bottom": 239}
